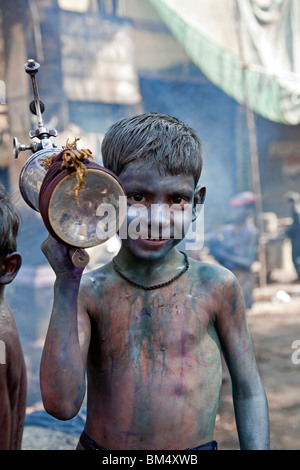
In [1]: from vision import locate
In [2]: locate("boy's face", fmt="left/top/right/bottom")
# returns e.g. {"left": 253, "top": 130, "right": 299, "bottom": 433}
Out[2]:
{"left": 117, "top": 164, "right": 201, "bottom": 261}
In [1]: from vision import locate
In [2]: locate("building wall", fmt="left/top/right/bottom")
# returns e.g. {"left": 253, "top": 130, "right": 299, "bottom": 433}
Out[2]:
{"left": 0, "top": 0, "right": 299, "bottom": 226}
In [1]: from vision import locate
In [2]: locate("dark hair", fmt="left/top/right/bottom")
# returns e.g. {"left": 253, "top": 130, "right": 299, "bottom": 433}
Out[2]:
{"left": 101, "top": 112, "right": 202, "bottom": 186}
{"left": 0, "top": 184, "right": 19, "bottom": 259}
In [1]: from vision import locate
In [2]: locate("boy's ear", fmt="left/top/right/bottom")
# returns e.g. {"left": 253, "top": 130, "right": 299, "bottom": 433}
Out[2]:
{"left": 0, "top": 252, "right": 22, "bottom": 285}
{"left": 192, "top": 186, "right": 206, "bottom": 221}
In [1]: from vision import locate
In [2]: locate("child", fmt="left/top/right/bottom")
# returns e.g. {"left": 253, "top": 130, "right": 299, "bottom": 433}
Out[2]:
{"left": 40, "top": 113, "right": 269, "bottom": 450}
{"left": 209, "top": 192, "right": 258, "bottom": 309}
{"left": 0, "top": 184, "right": 26, "bottom": 449}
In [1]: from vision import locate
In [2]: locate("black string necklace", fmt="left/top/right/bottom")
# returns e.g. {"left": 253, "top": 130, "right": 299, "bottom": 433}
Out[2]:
{"left": 112, "top": 251, "right": 189, "bottom": 291}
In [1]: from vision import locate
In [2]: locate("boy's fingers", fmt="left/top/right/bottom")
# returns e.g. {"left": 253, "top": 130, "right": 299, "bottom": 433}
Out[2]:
{"left": 40, "top": 234, "right": 69, "bottom": 266}
{"left": 41, "top": 234, "right": 89, "bottom": 269}
{"left": 40, "top": 234, "right": 53, "bottom": 254}
{"left": 41, "top": 234, "right": 65, "bottom": 255}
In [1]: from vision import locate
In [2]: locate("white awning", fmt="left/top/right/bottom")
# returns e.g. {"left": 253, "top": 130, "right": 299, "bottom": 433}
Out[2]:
{"left": 149, "top": 0, "right": 300, "bottom": 125}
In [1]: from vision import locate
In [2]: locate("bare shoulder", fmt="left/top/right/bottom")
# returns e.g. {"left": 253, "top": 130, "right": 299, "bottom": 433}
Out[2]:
{"left": 81, "top": 261, "right": 115, "bottom": 291}
{"left": 187, "top": 257, "right": 243, "bottom": 315}
{"left": 78, "top": 261, "right": 124, "bottom": 321}
{"left": 188, "top": 257, "right": 239, "bottom": 287}
{"left": 79, "top": 261, "right": 119, "bottom": 308}
{"left": 0, "top": 302, "right": 20, "bottom": 350}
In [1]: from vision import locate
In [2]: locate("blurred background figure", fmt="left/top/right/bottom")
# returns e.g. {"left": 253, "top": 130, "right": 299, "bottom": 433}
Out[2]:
{"left": 208, "top": 192, "right": 258, "bottom": 309}
{"left": 285, "top": 192, "right": 300, "bottom": 282}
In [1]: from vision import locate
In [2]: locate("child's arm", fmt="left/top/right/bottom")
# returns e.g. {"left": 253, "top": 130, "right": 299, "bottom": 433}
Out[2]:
{"left": 40, "top": 236, "right": 91, "bottom": 420}
{"left": 215, "top": 269, "right": 270, "bottom": 449}
{"left": 0, "top": 324, "right": 26, "bottom": 449}
{"left": 0, "top": 367, "right": 11, "bottom": 449}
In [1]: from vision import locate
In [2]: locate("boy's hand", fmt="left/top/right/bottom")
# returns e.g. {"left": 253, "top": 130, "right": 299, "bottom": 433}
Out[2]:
{"left": 41, "top": 235, "right": 88, "bottom": 276}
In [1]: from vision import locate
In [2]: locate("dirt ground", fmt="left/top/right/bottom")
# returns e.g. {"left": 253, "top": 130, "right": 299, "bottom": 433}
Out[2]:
{"left": 214, "top": 281, "right": 300, "bottom": 450}
{"left": 22, "top": 277, "right": 300, "bottom": 451}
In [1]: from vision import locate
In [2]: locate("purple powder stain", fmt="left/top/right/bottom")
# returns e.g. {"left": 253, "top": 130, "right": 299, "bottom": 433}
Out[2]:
{"left": 174, "top": 331, "right": 205, "bottom": 396}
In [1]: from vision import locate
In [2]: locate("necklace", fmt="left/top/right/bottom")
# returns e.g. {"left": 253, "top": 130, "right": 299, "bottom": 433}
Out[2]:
{"left": 112, "top": 251, "right": 189, "bottom": 291}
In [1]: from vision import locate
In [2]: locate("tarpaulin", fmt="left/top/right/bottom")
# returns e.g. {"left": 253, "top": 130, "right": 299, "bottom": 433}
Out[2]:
{"left": 149, "top": 0, "right": 300, "bottom": 125}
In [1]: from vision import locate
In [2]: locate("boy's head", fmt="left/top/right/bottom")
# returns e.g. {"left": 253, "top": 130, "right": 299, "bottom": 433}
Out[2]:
{"left": 0, "top": 184, "right": 22, "bottom": 286}
{"left": 101, "top": 112, "right": 203, "bottom": 187}
{"left": 101, "top": 113, "right": 205, "bottom": 260}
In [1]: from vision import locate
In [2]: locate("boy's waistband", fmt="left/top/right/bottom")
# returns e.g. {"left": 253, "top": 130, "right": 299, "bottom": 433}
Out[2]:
{"left": 77, "top": 431, "right": 217, "bottom": 451}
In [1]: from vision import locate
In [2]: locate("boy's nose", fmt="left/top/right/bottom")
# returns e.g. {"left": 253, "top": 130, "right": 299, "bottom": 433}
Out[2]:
{"left": 148, "top": 203, "right": 172, "bottom": 238}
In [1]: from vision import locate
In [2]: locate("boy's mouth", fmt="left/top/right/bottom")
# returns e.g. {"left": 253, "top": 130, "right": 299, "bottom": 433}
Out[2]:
{"left": 146, "top": 237, "right": 169, "bottom": 241}
{"left": 137, "top": 237, "right": 170, "bottom": 247}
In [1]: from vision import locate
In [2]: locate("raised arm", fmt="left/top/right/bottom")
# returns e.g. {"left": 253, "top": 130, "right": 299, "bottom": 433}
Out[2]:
{"left": 214, "top": 269, "right": 269, "bottom": 449}
{"left": 40, "top": 236, "right": 91, "bottom": 420}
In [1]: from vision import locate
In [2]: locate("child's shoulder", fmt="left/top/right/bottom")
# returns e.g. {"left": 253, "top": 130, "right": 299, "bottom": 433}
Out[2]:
{"left": 188, "top": 258, "right": 243, "bottom": 310}
{"left": 80, "top": 261, "right": 115, "bottom": 290}
{"left": 0, "top": 300, "right": 17, "bottom": 335}
{"left": 189, "top": 257, "right": 238, "bottom": 286}
{"left": 0, "top": 300, "right": 23, "bottom": 363}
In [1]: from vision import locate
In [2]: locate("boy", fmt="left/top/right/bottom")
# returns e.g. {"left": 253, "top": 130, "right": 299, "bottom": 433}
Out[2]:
{"left": 209, "top": 192, "right": 258, "bottom": 309}
{"left": 0, "top": 184, "right": 26, "bottom": 449}
{"left": 40, "top": 113, "right": 269, "bottom": 450}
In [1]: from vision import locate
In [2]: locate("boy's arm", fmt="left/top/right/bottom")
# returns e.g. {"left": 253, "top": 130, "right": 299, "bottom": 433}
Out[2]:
{"left": 40, "top": 236, "right": 91, "bottom": 420}
{"left": 0, "top": 334, "right": 26, "bottom": 449}
{"left": 215, "top": 269, "right": 270, "bottom": 450}
{"left": 0, "top": 367, "right": 12, "bottom": 449}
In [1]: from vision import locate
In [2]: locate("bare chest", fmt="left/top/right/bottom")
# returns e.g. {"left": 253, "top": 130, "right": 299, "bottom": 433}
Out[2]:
{"left": 91, "top": 286, "right": 218, "bottom": 370}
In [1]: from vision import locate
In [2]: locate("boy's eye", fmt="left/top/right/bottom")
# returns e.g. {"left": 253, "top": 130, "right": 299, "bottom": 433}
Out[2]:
{"left": 128, "top": 194, "right": 146, "bottom": 202}
{"left": 172, "top": 197, "right": 183, "bottom": 204}
{"left": 133, "top": 194, "right": 144, "bottom": 202}
{"left": 171, "top": 196, "right": 188, "bottom": 206}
